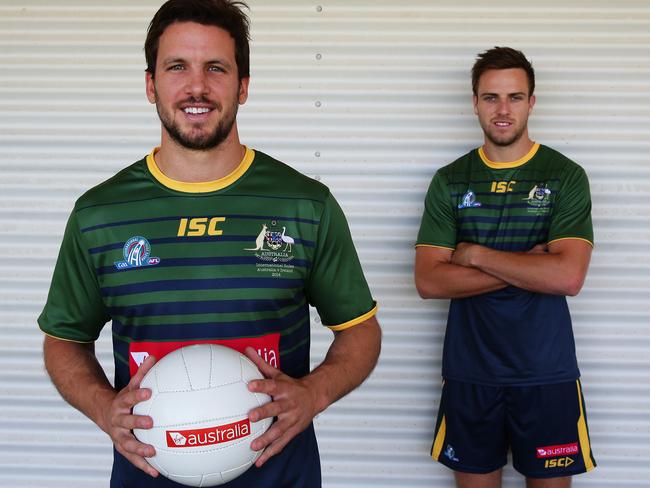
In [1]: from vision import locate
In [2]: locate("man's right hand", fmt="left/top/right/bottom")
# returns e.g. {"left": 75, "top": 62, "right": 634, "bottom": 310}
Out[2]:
{"left": 101, "top": 355, "right": 160, "bottom": 478}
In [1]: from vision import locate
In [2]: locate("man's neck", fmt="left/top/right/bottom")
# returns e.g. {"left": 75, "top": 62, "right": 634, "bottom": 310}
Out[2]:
{"left": 154, "top": 130, "right": 246, "bottom": 183}
{"left": 482, "top": 136, "right": 535, "bottom": 164}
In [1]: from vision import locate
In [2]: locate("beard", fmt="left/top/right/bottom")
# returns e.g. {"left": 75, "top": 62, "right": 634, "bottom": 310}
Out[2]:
{"left": 154, "top": 89, "right": 239, "bottom": 151}
{"left": 481, "top": 118, "right": 528, "bottom": 148}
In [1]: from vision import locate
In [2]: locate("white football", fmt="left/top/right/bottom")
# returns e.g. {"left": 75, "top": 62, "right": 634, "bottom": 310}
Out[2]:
{"left": 133, "top": 344, "right": 272, "bottom": 486}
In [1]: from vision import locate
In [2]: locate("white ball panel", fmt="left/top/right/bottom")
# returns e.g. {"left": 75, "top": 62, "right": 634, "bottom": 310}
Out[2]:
{"left": 181, "top": 344, "right": 213, "bottom": 390}
{"left": 153, "top": 348, "right": 192, "bottom": 392}
{"left": 239, "top": 355, "right": 261, "bottom": 384}
{"left": 209, "top": 346, "right": 244, "bottom": 386}
{"left": 145, "top": 382, "right": 260, "bottom": 426}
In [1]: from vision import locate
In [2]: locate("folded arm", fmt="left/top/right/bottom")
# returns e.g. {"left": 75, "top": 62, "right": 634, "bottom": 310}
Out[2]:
{"left": 451, "top": 238, "right": 592, "bottom": 296}
{"left": 415, "top": 245, "right": 509, "bottom": 299}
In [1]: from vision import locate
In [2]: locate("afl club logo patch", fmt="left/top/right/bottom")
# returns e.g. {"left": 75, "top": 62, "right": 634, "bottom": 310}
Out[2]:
{"left": 457, "top": 190, "right": 482, "bottom": 209}
{"left": 114, "top": 236, "right": 160, "bottom": 270}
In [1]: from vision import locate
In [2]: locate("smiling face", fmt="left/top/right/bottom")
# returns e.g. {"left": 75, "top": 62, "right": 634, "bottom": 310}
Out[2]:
{"left": 473, "top": 68, "right": 535, "bottom": 148}
{"left": 146, "top": 21, "right": 249, "bottom": 151}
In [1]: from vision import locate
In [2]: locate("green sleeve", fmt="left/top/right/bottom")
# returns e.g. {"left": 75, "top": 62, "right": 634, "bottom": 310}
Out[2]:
{"left": 416, "top": 170, "right": 456, "bottom": 249}
{"left": 306, "top": 193, "right": 376, "bottom": 329}
{"left": 548, "top": 165, "right": 594, "bottom": 245}
{"left": 38, "top": 211, "right": 110, "bottom": 342}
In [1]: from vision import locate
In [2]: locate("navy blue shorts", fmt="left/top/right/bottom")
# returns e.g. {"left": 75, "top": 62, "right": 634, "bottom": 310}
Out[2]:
{"left": 431, "top": 379, "right": 596, "bottom": 478}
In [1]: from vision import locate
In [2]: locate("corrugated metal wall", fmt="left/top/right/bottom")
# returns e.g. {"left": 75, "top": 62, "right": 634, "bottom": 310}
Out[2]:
{"left": 1, "top": 1, "right": 649, "bottom": 486}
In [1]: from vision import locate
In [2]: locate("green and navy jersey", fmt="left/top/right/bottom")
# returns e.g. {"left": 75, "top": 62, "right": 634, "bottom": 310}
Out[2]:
{"left": 39, "top": 147, "right": 376, "bottom": 488}
{"left": 417, "top": 143, "right": 593, "bottom": 386}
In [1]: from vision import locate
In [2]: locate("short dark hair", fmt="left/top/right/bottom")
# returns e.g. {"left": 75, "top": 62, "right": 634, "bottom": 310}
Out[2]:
{"left": 471, "top": 46, "right": 535, "bottom": 97}
{"left": 145, "top": 0, "right": 250, "bottom": 80}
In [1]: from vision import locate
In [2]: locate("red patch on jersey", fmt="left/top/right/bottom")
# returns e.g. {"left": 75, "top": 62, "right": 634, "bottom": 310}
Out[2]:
{"left": 128, "top": 333, "right": 280, "bottom": 376}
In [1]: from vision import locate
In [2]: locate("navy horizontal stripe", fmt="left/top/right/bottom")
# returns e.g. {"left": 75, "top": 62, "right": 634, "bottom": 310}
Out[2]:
{"left": 457, "top": 203, "right": 554, "bottom": 211}
{"left": 89, "top": 235, "right": 315, "bottom": 255}
{"left": 458, "top": 215, "right": 548, "bottom": 225}
{"left": 452, "top": 191, "right": 532, "bottom": 198}
{"left": 109, "top": 293, "right": 304, "bottom": 319}
{"left": 81, "top": 213, "right": 320, "bottom": 233}
{"left": 111, "top": 305, "right": 308, "bottom": 341}
{"left": 77, "top": 193, "right": 325, "bottom": 213}
{"left": 447, "top": 177, "right": 561, "bottom": 186}
{"left": 96, "top": 256, "right": 312, "bottom": 276}
{"left": 490, "top": 241, "right": 536, "bottom": 252}
{"left": 101, "top": 277, "right": 304, "bottom": 298}
{"left": 459, "top": 228, "right": 547, "bottom": 239}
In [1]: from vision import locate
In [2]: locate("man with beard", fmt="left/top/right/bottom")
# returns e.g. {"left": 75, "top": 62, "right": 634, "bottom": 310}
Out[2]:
{"left": 38, "top": 1, "right": 381, "bottom": 487}
{"left": 415, "top": 47, "right": 596, "bottom": 488}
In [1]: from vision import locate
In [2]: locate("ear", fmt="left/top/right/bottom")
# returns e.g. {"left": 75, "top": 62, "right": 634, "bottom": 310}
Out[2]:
{"left": 145, "top": 71, "right": 156, "bottom": 104}
{"left": 472, "top": 95, "right": 479, "bottom": 115}
{"left": 528, "top": 94, "right": 536, "bottom": 114}
{"left": 238, "top": 77, "right": 250, "bottom": 105}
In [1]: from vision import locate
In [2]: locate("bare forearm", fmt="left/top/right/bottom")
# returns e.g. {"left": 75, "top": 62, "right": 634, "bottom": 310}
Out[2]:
{"left": 468, "top": 244, "right": 589, "bottom": 296}
{"left": 415, "top": 260, "right": 508, "bottom": 299}
{"left": 43, "top": 335, "right": 115, "bottom": 433}
{"left": 302, "top": 316, "right": 381, "bottom": 414}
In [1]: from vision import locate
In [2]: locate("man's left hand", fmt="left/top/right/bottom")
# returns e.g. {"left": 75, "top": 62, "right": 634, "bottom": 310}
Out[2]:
{"left": 244, "top": 346, "right": 318, "bottom": 467}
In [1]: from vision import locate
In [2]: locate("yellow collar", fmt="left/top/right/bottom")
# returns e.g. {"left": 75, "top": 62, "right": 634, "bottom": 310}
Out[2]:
{"left": 146, "top": 146, "right": 255, "bottom": 193}
{"left": 479, "top": 143, "right": 540, "bottom": 169}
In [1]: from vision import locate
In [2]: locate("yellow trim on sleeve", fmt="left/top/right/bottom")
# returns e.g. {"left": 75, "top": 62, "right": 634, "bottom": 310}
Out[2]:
{"left": 548, "top": 237, "right": 594, "bottom": 248}
{"left": 576, "top": 380, "right": 596, "bottom": 472}
{"left": 479, "top": 143, "right": 540, "bottom": 169}
{"left": 415, "top": 243, "right": 455, "bottom": 251}
{"left": 326, "top": 304, "right": 378, "bottom": 332}
{"left": 41, "top": 330, "right": 95, "bottom": 344}
{"left": 431, "top": 415, "right": 447, "bottom": 461}
{"left": 146, "top": 146, "right": 255, "bottom": 193}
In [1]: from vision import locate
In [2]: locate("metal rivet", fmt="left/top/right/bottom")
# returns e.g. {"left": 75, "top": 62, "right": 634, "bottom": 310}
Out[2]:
{"left": 315, "top": 151, "right": 321, "bottom": 158}
{"left": 316, "top": 6, "right": 323, "bottom": 13}
{"left": 316, "top": 53, "right": 322, "bottom": 60}
{"left": 315, "top": 101, "right": 322, "bottom": 108}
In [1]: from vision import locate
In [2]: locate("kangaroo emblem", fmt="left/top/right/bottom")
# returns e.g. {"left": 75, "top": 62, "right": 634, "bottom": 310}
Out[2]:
{"left": 245, "top": 224, "right": 267, "bottom": 251}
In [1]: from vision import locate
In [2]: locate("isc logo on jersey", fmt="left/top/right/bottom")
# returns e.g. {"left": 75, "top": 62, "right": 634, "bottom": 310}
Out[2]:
{"left": 177, "top": 217, "right": 226, "bottom": 237}
{"left": 490, "top": 181, "right": 516, "bottom": 193}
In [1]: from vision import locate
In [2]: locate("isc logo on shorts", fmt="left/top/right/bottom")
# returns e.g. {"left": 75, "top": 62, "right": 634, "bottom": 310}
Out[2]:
{"left": 545, "top": 457, "right": 574, "bottom": 468}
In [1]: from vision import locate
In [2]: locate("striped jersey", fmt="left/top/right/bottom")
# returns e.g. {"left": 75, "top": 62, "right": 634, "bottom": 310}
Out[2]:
{"left": 39, "top": 147, "right": 376, "bottom": 487}
{"left": 417, "top": 143, "right": 593, "bottom": 386}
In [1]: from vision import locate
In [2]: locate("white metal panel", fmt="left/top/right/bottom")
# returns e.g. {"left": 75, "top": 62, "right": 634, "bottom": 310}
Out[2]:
{"left": 1, "top": 0, "right": 649, "bottom": 486}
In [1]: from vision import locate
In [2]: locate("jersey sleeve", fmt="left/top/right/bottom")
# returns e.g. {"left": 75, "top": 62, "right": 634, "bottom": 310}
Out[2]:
{"left": 548, "top": 164, "right": 594, "bottom": 246}
{"left": 306, "top": 192, "right": 376, "bottom": 331}
{"left": 38, "top": 210, "right": 110, "bottom": 342}
{"left": 416, "top": 170, "right": 456, "bottom": 249}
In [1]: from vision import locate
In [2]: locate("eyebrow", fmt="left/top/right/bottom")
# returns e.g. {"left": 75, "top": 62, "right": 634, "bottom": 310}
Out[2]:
{"left": 480, "top": 91, "right": 527, "bottom": 97}
{"left": 161, "top": 57, "right": 233, "bottom": 69}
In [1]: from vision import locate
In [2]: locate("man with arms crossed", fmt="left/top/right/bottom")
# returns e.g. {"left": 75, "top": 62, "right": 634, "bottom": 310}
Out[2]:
{"left": 415, "top": 47, "right": 596, "bottom": 487}
{"left": 38, "top": 1, "right": 380, "bottom": 486}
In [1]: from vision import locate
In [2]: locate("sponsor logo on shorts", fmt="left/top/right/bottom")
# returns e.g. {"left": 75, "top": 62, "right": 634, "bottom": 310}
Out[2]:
{"left": 166, "top": 419, "right": 250, "bottom": 448}
{"left": 128, "top": 333, "right": 281, "bottom": 376}
{"left": 545, "top": 457, "right": 575, "bottom": 469}
{"left": 536, "top": 442, "right": 579, "bottom": 458}
{"left": 444, "top": 444, "right": 459, "bottom": 462}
